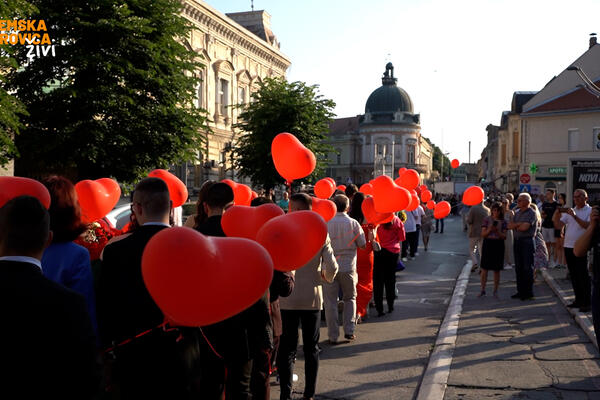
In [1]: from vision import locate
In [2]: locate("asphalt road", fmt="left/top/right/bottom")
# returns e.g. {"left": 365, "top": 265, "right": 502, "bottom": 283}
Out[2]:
{"left": 270, "top": 215, "right": 468, "bottom": 399}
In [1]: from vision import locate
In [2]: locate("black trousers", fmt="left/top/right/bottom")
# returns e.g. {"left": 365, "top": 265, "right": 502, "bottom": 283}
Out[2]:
{"left": 514, "top": 237, "right": 534, "bottom": 298}
{"left": 373, "top": 248, "right": 398, "bottom": 312}
{"left": 401, "top": 232, "right": 418, "bottom": 258}
{"left": 277, "top": 310, "right": 320, "bottom": 400}
{"left": 435, "top": 218, "right": 444, "bottom": 233}
{"left": 565, "top": 247, "right": 591, "bottom": 306}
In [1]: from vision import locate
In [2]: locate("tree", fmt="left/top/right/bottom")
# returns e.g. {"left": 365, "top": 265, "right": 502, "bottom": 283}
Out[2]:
{"left": 423, "top": 137, "right": 450, "bottom": 180}
{"left": 8, "top": 0, "right": 208, "bottom": 182}
{"left": 234, "top": 77, "right": 335, "bottom": 190}
{"left": 0, "top": 0, "right": 36, "bottom": 167}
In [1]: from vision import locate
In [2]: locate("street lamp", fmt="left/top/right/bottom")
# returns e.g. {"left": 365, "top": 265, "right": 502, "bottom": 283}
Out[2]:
{"left": 567, "top": 65, "right": 600, "bottom": 97}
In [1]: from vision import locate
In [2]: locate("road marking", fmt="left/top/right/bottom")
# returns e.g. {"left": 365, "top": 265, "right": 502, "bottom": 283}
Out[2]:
{"left": 416, "top": 259, "right": 472, "bottom": 400}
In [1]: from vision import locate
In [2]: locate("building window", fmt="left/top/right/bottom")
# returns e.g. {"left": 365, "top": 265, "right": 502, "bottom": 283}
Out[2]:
{"left": 238, "top": 86, "right": 246, "bottom": 105}
{"left": 501, "top": 143, "right": 506, "bottom": 165}
{"left": 196, "top": 72, "right": 203, "bottom": 108}
{"left": 407, "top": 145, "right": 415, "bottom": 165}
{"left": 512, "top": 131, "right": 519, "bottom": 158}
{"left": 218, "top": 79, "right": 229, "bottom": 116}
{"left": 568, "top": 129, "right": 579, "bottom": 151}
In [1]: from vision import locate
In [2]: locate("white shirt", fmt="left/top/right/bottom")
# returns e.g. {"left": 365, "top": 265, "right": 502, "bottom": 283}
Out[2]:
{"left": 327, "top": 212, "right": 366, "bottom": 272}
{"left": 0, "top": 256, "right": 42, "bottom": 271}
{"left": 403, "top": 210, "right": 417, "bottom": 233}
{"left": 414, "top": 206, "right": 425, "bottom": 225}
{"left": 560, "top": 204, "right": 592, "bottom": 248}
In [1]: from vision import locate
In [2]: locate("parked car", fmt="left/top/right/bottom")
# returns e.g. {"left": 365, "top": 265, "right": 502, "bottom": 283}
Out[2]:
{"left": 104, "top": 203, "right": 131, "bottom": 230}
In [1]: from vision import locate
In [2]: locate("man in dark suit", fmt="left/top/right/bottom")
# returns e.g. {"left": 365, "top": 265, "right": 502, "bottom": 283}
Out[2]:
{"left": 0, "top": 196, "right": 99, "bottom": 399}
{"left": 97, "top": 177, "right": 194, "bottom": 398}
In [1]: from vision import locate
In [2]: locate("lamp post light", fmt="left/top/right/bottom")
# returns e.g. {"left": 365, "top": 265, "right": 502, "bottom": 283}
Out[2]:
{"left": 567, "top": 65, "right": 600, "bottom": 97}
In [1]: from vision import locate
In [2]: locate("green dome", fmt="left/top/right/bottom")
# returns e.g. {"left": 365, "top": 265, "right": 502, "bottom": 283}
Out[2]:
{"left": 365, "top": 84, "right": 413, "bottom": 114}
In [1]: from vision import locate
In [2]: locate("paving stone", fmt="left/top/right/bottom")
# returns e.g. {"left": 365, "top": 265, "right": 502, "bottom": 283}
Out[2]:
{"left": 447, "top": 360, "right": 553, "bottom": 389}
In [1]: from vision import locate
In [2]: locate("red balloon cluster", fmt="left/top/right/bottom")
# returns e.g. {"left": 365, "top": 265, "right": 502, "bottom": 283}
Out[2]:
{"left": 314, "top": 178, "right": 335, "bottom": 199}
{"left": 75, "top": 178, "right": 121, "bottom": 223}
{"left": 142, "top": 227, "right": 274, "bottom": 326}
{"left": 421, "top": 189, "right": 432, "bottom": 203}
{"left": 271, "top": 133, "right": 316, "bottom": 183}
{"left": 222, "top": 179, "right": 253, "bottom": 206}
{"left": 361, "top": 196, "right": 394, "bottom": 225}
{"left": 312, "top": 197, "right": 336, "bottom": 222}
{"left": 0, "top": 176, "right": 51, "bottom": 209}
{"left": 221, "top": 204, "right": 284, "bottom": 240}
{"left": 256, "top": 210, "right": 327, "bottom": 272}
{"left": 462, "top": 186, "right": 485, "bottom": 206}
{"left": 359, "top": 183, "right": 373, "bottom": 195}
{"left": 148, "top": 169, "right": 188, "bottom": 208}
{"left": 451, "top": 159, "right": 460, "bottom": 169}
{"left": 396, "top": 169, "right": 420, "bottom": 191}
{"left": 371, "top": 175, "right": 410, "bottom": 213}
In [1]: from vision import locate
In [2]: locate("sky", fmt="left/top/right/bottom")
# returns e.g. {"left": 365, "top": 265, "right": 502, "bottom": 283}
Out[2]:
{"left": 217, "top": 0, "right": 600, "bottom": 164}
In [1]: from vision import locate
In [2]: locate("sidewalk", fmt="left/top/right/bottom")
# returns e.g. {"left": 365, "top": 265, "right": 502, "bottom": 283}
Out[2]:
{"left": 444, "top": 267, "right": 600, "bottom": 399}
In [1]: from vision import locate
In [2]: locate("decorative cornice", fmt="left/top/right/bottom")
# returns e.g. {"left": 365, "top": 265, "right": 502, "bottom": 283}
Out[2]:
{"left": 182, "top": 1, "right": 291, "bottom": 73}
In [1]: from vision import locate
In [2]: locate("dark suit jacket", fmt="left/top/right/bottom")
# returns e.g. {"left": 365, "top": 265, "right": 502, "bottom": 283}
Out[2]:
{"left": 97, "top": 224, "right": 192, "bottom": 397}
{"left": 0, "top": 260, "right": 99, "bottom": 399}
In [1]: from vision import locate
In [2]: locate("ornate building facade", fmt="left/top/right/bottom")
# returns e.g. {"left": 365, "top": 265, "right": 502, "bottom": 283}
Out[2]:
{"left": 179, "top": 1, "right": 290, "bottom": 188}
{"left": 325, "top": 63, "right": 432, "bottom": 185}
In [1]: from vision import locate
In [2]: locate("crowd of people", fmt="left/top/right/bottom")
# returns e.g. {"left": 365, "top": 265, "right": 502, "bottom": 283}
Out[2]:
{"left": 2, "top": 174, "right": 599, "bottom": 400}
{"left": 467, "top": 188, "right": 599, "bottom": 322}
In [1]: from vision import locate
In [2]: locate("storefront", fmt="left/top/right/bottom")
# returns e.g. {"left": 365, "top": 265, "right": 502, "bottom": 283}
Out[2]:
{"left": 569, "top": 158, "right": 600, "bottom": 206}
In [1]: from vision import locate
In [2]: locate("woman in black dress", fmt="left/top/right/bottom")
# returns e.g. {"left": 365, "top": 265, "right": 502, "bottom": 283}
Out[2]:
{"left": 479, "top": 202, "right": 507, "bottom": 297}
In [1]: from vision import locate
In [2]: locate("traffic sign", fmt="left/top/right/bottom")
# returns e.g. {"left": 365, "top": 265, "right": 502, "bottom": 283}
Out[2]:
{"left": 519, "top": 184, "right": 531, "bottom": 193}
{"left": 520, "top": 173, "right": 531, "bottom": 184}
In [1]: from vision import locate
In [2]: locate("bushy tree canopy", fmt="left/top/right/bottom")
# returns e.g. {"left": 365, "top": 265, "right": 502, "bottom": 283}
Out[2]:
{"left": 8, "top": 0, "right": 208, "bottom": 182}
{"left": 234, "top": 77, "right": 335, "bottom": 190}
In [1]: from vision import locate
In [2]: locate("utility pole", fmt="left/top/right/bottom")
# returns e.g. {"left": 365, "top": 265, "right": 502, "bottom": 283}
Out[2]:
{"left": 469, "top": 141, "right": 471, "bottom": 164}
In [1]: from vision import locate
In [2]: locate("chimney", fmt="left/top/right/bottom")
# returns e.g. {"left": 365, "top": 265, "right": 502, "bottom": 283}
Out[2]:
{"left": 590, "top": 33, "right": 597, "bottom": 49}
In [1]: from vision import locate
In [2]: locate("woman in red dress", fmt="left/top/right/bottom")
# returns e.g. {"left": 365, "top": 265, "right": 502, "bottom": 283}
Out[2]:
{"left": 349, "top": 193, "right": 378, "bottom": 322}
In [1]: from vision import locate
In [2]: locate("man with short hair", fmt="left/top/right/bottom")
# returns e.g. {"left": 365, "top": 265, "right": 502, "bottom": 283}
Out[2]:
{"left": 344, "top": 184, "right": 359, "bottom": 201}
{"left": 98, "top": 177, "right": 192, "bottom": 397}
{"left": 0, "top": 196, "right": 99, "bottom": 398}
{"left": 277, "top": 191, "right": 290, "bottom": 213}
{"left": 508, "top": 193, "right": 537, "bottom": 300}
{"left": 467, "top": 200, "right": 490, "bottom": 272}
{"left": 541, "top": 189, "right": 559, "bottom": 267}
{"left": 553, "top": 189, "right": 592, "bottom": 312}
{"left": 323, "top": 194, "right": 366, "bottom": 343}
{"left": 278, "top": 193, "right": 338, "bottom": 400}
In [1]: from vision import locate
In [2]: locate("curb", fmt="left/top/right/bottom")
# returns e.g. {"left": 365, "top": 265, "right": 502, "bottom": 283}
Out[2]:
{"left": 415, "top": 260, "right": 472, "bottom": 400}
{"left": 541, "top": 269, "right": 598, "bottom": 349}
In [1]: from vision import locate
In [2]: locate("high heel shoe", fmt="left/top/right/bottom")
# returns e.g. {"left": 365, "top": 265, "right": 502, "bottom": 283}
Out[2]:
{"left": 477, "top": 290, "right": 486, "bottom": 297}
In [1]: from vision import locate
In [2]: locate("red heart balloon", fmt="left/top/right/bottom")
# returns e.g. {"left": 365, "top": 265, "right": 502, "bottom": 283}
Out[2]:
{"left": 405, "top": 191, "right": 420, "bottom": 212}
{"left": 325, "top": 177, "right": 336, "bottom": 187}
{"left": 256, "top": 211, "right": 327, "bottom": 272}
{"left": 312, "top": 197, "right": 336, "bottom": 222}
{"left": 75, "top": 180, "right": 117, "bottom": 223}
{"left": 371, "top": 175, "right": 411, "bottom": 213}
{"left": 271, "top": 133, "right": 316, "bottom": 182}
{"left": 142, "top": 227, "right": 273, "bottom": 326}
{"left": 96, "top": 178, "right": 121, "bottom": 207}
{"left": 397, "top": 169, "right": 420, "bottom": 190}
{"left": 337, "top": 185, "right": 346, "bottom": 192}
{"left": 451, "top": 159, "right": 460, "bottom": 169}
{"left": 434, "top": 201, "right": 451, "bottom": 219}
{"left": 314, "top": 179, "right": 335, "bottom": 199}
{"left": 251, "top": 191, "right": 258, "bottom": 201}
{"left": 398, "top": 167, "right": 407, "bottom": 176}
{"left": 462, "top": 186, "right": 484, "bottom": 206}
{"left": 148, "top": 169, "right": 188, "bottom": 208}
{"left": 0, "top": 176, "right": 51, "bottom": 209}
{"left": 221, "top": 204, "right": 284, "bottom": 240}
{"left": 361, "top": 196, "right": 394, "bottom": 225}
{"left": 427, "top": 200, "right": 436, "bottom": 210}
{"left": 359, "top": 183, "right": 373, "bottom": 195}
{"left": 421, "top": 189, "right": 432, "bottom": 203}
{"left": 233, "top": 183, "right": 252, "bottom": 206}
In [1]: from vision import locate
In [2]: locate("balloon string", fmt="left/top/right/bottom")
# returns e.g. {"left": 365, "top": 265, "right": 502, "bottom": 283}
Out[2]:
{"left": 199, "top": 327, "right": 227, "bottom": 397}
{"left": 104, "top": 321, "right": 168, "bottom": 354}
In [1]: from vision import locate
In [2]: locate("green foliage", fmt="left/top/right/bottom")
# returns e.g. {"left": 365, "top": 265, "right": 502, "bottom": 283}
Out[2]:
{"left": 423, "top": 136, "right": 450, "bottom": 180}
{"left": 233, "top": 77, "right": 335, "bottom": 190}
{"left": 8, "top": 0, "right": 208, "bottom": 182}
{"left": 0, "top": 0, "right": 36, "bottom": 167}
